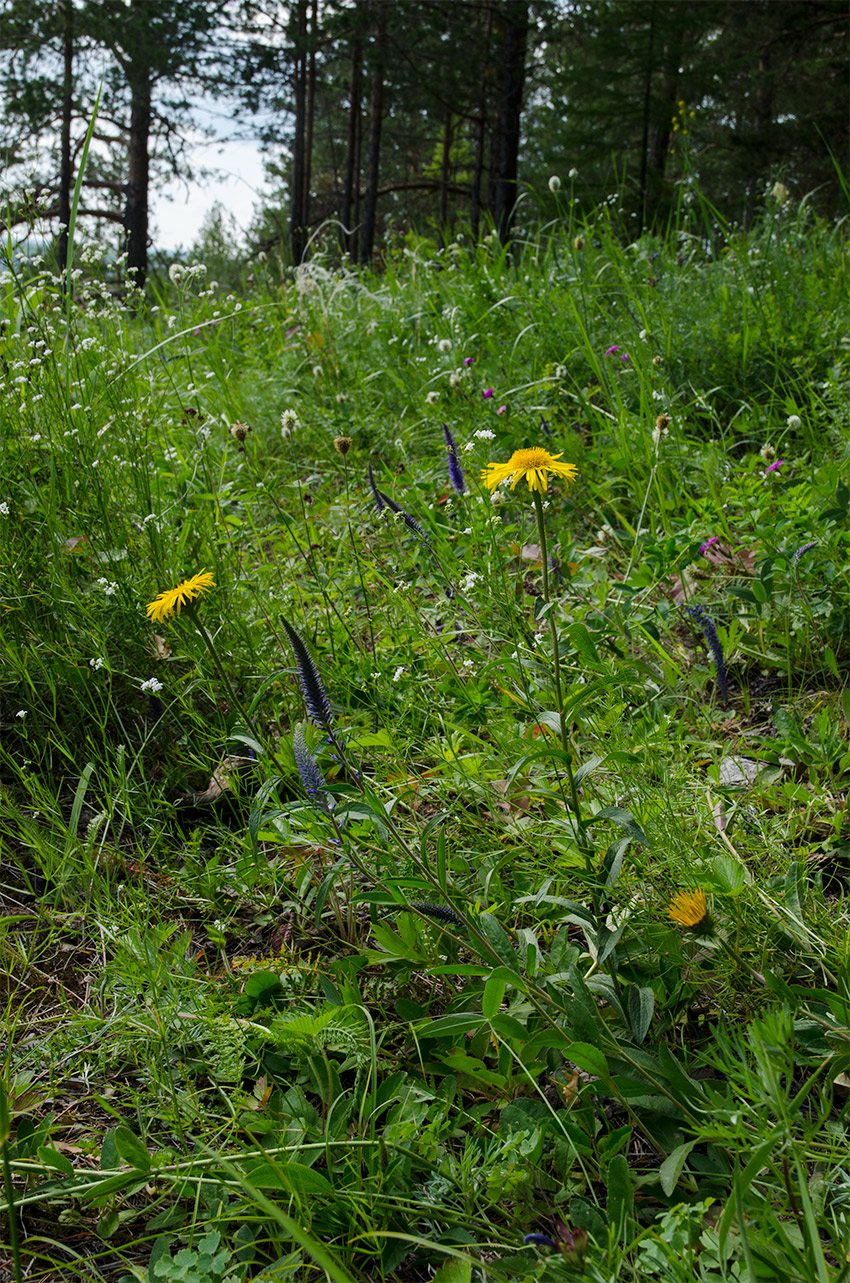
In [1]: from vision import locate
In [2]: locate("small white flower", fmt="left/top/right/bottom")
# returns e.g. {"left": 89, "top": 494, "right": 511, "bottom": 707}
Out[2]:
{"left": 786, "top": 414, "right": 802, "bottom": 430}
{"left": 463, "top": 442, "right": 475, "bottom": 453}
{"left": 449, "top": 372, "right": 461, "bottom": 389}
{"left": 568, "top": 167, "right": 578, "bottom": 179}
{"left": 168, "top": 263, "right": 186, "bottom": 285}
{"left": 0, "top": 502, "right": 9, "bottom": 516}
{"left": 474, "top": 429, "right": 495, "bottom": 440}
{"left": 462, "top": 572, "right": 481, "bottom": 592}
{"left": 89, "top": 657, "right": 104, "bottom": 671}
{"left": 438, "top": 339, "right": 452, "bottom": 354}
{"left": 280, "top": 409, "right": 299, "bottom": 437}
{"left": 639, "top": 329, "right": 649, "bottom": 340}
{"left": 548, "top": 175, "right": 561, "bottom": 193}
{"left": 462, "top": 658, "right": 475, "bottom": 669}
{"left": 425, "top": 390, "right": 440, "bottom": 405}
{"left": 15, "top": 709, "right": 26, "bottom": 719}
{"left": 141, "top": 677, "right": 163, "bottom": 693}
{"left": 554, "top": 365, "right": 567, "bottom": 379}
{"left": 312, "top": 364, "right": 323, "bottom": 378}
{"left": 392, "top": 665, "right": 405, "bottom": 682}
{"left": 462, "top": 527, "right": 473, "bottom": 535}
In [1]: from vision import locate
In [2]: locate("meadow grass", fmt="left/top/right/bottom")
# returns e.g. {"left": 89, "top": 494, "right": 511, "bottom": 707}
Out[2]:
{"left": 0, "top": 192, "right": 849, "bottom": 1282}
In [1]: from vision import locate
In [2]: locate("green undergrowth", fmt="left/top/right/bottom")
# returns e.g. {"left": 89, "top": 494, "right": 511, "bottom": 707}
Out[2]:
{"left": 1, "top": 191, "right": 850, "bottom": 1282}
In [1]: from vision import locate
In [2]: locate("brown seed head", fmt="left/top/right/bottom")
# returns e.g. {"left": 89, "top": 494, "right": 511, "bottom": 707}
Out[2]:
{"left": 655, "top": 414, "right": 671, "bottom": 432}
{"left": 229, "top": 421, "right": 251, "bottom": 443}
{"left": 334, "top": 436, "right": 352, "bottom": 456}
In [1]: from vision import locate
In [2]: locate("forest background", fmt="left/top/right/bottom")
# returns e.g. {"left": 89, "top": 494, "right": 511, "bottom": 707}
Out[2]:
{"left": 2, "top": 0, "right": 848, "bottom": 282}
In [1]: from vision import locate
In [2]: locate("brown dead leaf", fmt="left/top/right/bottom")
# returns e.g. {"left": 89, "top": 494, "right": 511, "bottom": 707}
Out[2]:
{"left": 63, "top": 535, "right": 89, "bottom": 553}
{"left": 152, "top": 634, "right": 171, "bottom": 660}
{"left": 193, "top": 754, "right": 254, "bottom": 805}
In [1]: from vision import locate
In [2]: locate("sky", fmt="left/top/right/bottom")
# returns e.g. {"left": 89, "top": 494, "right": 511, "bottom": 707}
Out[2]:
{"left": 150, "top": 135, "right": 270, "bottom": 253}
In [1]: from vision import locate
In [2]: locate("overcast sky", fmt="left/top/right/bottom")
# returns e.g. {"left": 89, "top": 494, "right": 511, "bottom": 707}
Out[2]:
{"left": 150, "top": 132, "right": 270, "bottom": 253}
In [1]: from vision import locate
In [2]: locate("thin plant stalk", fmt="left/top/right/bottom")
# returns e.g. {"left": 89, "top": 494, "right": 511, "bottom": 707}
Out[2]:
{"left": 183, "top": 602, "right": 253, "bottom": 732}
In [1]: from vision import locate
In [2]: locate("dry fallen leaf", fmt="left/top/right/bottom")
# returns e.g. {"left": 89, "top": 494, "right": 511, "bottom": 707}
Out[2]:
{"left": 192, "top": 754, "right": 254, "bottom": 805}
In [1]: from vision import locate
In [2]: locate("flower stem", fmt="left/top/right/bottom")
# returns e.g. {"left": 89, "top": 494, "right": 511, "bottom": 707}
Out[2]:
{"left": 532, "top": 489, "right": 590, "bottom": 857}
{"left": 184, "top": 602, "right": 253, "bottom": 733}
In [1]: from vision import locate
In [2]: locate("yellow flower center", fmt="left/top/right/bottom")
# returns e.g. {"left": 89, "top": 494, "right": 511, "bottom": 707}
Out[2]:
{"left": 509, "top": 448, "right": 557, "bottom": 468}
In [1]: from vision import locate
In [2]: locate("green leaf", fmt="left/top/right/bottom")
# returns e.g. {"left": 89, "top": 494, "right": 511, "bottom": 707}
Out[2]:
{"left": 606, "top": 1153, "right": 633, "bottom": 1238}
{"left": 482, "top": 972, "right": 507, "bottom": 1020}
{"left": 113, "top": 1127, "right": 151, "bottom": 1173}
{"left": 432, "top": 1259, "right": 472, "bottom": 1283}
{"left": 659, "top": 1140, "right": 697, "bottom": 1196}
{"left": 241, "top": 1158, "right": 333, "bottom": 1195}
{"left": 628, "top": 985, "right": 655, "bottom": 1044}
{"left": 709, "top": 853, "right": 747, "bottom": 896}
{"left": 477, "top": 913, "right": 518, "bottom": 969}
{"left": 591, "top": 806, "right": 648, "bottom": 846}
{"left": 566, "top": 1042, "right": 609, "bottom": 1079}
{"left": 37, "top": 1145, "right": 74, "bottom": 1176}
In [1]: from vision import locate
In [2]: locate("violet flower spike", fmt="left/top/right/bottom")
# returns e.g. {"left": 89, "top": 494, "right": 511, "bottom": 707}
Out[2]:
{"left": 686, "top": 605, "right": 729, "bottom": 704}
{"left": 482, "top": 387, "right": 494, "bottom": 399}
{"left": 293, "top": 726, "right": 334, "bottom": 813}
{"left": 442, "top": 423, "right": 466, "bottom": 495}
{"left": 793, "top": 540, "right": 817, "bottom": 563}
{"left": 281, "top": 616, "right": 335, "bottom": 737}
{"left": 700, "top": 536, "right": 720, "bottom": 554}
{"left": 367, "top": 463, "right": 385, "bottom": 512}
{"left": 376, "top": 489, "right": 430, "bottom": 545}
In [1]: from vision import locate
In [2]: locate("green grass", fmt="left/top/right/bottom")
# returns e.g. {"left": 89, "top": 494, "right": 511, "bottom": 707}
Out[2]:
{"left": 1, "top": 190, "right": 850, "bottom": 1282}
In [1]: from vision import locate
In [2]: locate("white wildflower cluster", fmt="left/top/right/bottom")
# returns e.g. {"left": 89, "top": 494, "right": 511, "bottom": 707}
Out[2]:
{"left": 392, "top": 666, "right": 405, "bottom": 682}
{"left": 0, "top": 502, "right": 9, "bottom": 516}
{"left": 140, "top": 678, "right": 163, "bottom": 694}
{"left": 96, "top": 578, "right": 118, "bottom": 596}
{"left": 787, "top": 414, "right": 802, "bottom": 431}
{"left": 425, "top": 390, "right": 440, "bottom": 405}
{"left": 89, "top": 657, "right": 104, "bottom": 671}
{"left": 474, "top": 429, "right": 495, "bottom": 441}
{"left": 462, "top": 572, "right": 482, "bottom": 592}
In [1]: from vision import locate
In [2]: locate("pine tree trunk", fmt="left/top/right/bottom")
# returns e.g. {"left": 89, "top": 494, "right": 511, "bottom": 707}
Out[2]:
{"left": 638, "top": 1, "right": 657, "bottom": 233}
{"left": 489, "top": 0, "right": 528, "bottom": 245}
{"left": 340, "top": 27, "right": 362, "bottom": 259}
{"left": 359, "top": 10, "right": 385, "bottom": 266}
{"left": 470, "top": 1, "right": 494, "bottom": 241}
{"left": 124, "top": 67, "right": 151, "bottom": 289}
{"left": 302, "top": 0, "right": 317, "bottom": 251}
{"left": 439, "top": 109, "right": 453, "bottom": 239}
{"left": 289, "top": 0, "right": 307, "bottom": 264}
{"left": 58, "top": 0, "right": 73, "bottom": 276}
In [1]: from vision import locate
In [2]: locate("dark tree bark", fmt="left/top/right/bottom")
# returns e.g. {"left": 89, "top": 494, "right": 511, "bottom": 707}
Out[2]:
{"left": 124, "top": 66, "right": 151, "bottom": 287}
{"left": 359, "top": 8, "right": 385, "bottom": 266}
{"left": 489, "top": 0, "right": 528, "bottom": 245}
{"left": 289, "top": 0, "right": 308, "bottom": 263}
{"left": 438, "top": 108, "right": 453, "bottom": 238}
{"left": 340, "top": 23, "right": 362, "bottom": 259}
{"left": 470, "top": 0, "right": 494, "bottom": 241}
{"left": 301, "top": 0, "right": 317, "bottom": 248}
{"left": 637, "top": 0, "right": 656, "bottom": 233}
{"left": 58, "top": 0, "right": 73, "bottom": 273}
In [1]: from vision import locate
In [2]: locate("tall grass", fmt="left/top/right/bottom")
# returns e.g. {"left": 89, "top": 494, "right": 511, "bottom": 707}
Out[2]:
{"left": 0, "top": 181, "right": 849, "bottom": 1281}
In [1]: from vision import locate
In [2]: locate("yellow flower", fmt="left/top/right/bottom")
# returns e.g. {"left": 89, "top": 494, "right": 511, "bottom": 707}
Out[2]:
{"left": 145, "top": 570, "right": 215, "bottom": 625}
{"left": 481, "top": 447, "right": 578, "bottom": 494}
{"left": 667, "top": 889, "right": 709, "bottom": 929}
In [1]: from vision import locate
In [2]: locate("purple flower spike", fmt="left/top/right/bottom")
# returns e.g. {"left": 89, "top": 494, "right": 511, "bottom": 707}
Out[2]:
{"left": 765, "top": 459, "right": 784, "bottom": 475}
{"left": 293, "top": 726, "right": 334, "bottom": 813}
{"left": 686, "top": 605, "right": 729, "bottom": 704}
{"left": 482, "top": 388, "right": 494, "bottom": 399}
{"left": 701, "top": 536, "right": 720, "bottom": 554}
{"left": 442, "top": 424, "right": 466, "bottom": 495}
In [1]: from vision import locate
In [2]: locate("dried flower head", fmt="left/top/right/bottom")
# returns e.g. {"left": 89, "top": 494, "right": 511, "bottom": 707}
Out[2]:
{"left": 655, "top": 414, "right": 671, "bottom": 433}
{"left": 145, "top": 571, "right": 215, "bottom": 625}
{"left": 229, "top": 421, "right": 251, "bottom": 443}
{"left": 573, "top": 236, "right": 584, "bottom": 251}
{"left": 482, "top": 447, "right": 578, "bottom": 495}
{"left": 334, "top": 436, "right": 352, "bottom": 456}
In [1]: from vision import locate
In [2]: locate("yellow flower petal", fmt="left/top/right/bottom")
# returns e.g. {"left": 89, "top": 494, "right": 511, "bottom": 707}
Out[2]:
{"left": 146, "top": 570, "right": 215, "bottom": 624}
{"left": 667, "top": 889, "right": 709, "bottom": 928}
{"left": 481, "top": 447, "right": 578, "bottom": 494}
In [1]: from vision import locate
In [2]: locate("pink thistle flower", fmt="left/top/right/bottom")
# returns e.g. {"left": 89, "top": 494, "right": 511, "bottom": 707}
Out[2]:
{"left": 482, "top": 388, "right": 494, "bottom": 399}
{"left": 700, "top": 536, "right": 720, "bottom": 554}
{"left": 496, "top": 405, "right": 507, "bottom": 415}
{"left": 463, "top": 357, "right": 474, "bottom": 366}
{"left": 604, "top": 345, "right": 620, "bottom": 357}
{"left": 764, "top": 459, "right": 784, "bottom": 475}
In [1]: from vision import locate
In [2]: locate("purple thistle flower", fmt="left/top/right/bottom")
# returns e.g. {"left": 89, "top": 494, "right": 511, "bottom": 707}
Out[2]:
{"left": 442, "top": 423, "right": 466, "bottom": 494}
{"left": 764, "top": 459, "right": 784, "bottom": 475}
{"left": 793, "top": 541, "right": 817, "bottom": 562}
{"left": 482, "top": 387, "right": 494, "bottom": 399}
{"left": 376, "top": 489, "right": 430, "bottom": 545}
{"left": 686, "top": 605, "right": 729, "bottom": 704}
{"left": 463, "top": 356, "right": 474, "bottom": 366}
{"left": 367, "top": 463, "right": 385, "bottom": 512}
{"left": 293, "top": 726, "right": 333, "bottom": 812}
{"left": 281, "top": 616, "right": 335, "bottom": 736}
{"left": 605, "top": 345, "right": 620, "bottom": 357}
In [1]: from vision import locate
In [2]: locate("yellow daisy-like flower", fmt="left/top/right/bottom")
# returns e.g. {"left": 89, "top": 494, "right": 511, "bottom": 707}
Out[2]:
{"left": 667, "top": 889, "right": 709, "bottom": 929}
{"left": 145, "top": 570, "right": 215, "bottom": 625}
{"left": 481, "top": 447, "right": 578, "bottom": 494}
